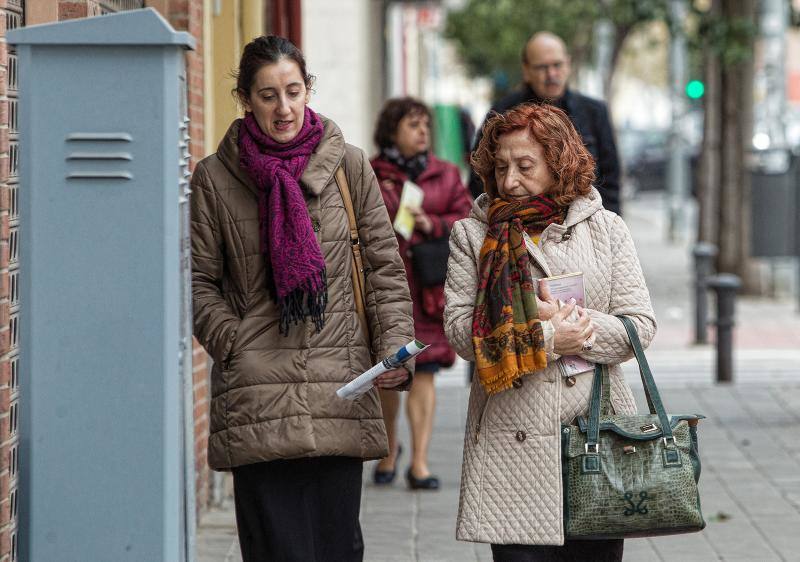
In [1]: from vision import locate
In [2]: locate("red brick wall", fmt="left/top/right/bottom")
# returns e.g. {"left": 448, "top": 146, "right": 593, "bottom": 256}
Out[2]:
{"left": 0, "top": 2, "right": 23, "bottom": 558}
{"left": 58, "top": 1, "right": 102, "bottom": 20}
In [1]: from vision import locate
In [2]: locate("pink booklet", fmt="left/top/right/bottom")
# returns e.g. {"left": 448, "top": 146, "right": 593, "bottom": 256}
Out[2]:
{"left": 538, "top": 272, "right": 594, "bottom": 377}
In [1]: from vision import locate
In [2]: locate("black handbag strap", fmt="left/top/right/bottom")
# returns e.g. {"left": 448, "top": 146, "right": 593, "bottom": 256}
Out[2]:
{"left": 586, "top": 316, "right": 675, "bottom": 452}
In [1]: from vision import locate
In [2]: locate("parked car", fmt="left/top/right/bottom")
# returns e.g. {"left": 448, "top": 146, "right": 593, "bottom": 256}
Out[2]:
{"left": 617, "top": 127, "right": 700, "bottom": 196}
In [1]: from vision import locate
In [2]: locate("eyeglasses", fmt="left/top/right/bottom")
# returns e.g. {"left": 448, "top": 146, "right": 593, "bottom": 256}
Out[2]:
{"left": 528, "top": 61, "right": 566, "bottom": 74}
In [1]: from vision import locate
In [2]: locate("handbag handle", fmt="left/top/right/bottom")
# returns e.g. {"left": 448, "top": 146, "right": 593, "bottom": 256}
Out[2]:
{"left": 334, "top": 166, "right": 373, "bottom": 357}
{"left": 586, "top": 316, "right": 675, "bottom": 453}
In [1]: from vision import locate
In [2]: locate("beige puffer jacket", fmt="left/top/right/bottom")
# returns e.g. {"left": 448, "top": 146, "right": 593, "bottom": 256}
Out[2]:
{"left": 192, "top": 116, "right": 414, "bottom": 470}
{"left": 444, "top": 189, "right": 656, "bottom": 545}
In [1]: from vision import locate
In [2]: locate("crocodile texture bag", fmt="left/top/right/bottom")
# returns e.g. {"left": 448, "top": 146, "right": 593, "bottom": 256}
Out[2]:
{"left": 561, "top": 316, "right": 706, "bottom": 539}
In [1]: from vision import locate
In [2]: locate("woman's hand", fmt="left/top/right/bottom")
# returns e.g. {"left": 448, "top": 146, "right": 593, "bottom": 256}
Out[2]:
{"left": 410, "top": 207, "right": 434, "bottom": 235}
{"left": 535, "top": 279, "right": 558, "bottom": 321}
{"left": 374, "top": 367, "right": 410, "bottom": 389}
{"left": 551, "top": 301, "right": 595, "bottom": 355}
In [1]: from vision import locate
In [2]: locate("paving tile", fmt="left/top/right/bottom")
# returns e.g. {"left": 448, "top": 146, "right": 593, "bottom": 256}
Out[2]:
{"left": 701, "top": 516, "right": 781, "bottom": 560}
{"left": 753, "top": 514, "right": 800, "bottom": 561}
{"left": 196, "top": 505, "right": 239, "bottom": 562}
{"left": 473, "top": 543, "right": 493, "bottom": 562}
{"left": 416, "top": 539, "right": 476, "bottom": 562}
{"left": 623, "top": 538, "right": 663, "bottom": 561}
{"left": 196, "top": 380, "right": 800, "bottom": 561}
{"left": 649, "top": 531, "right": 717, "bottom": 561}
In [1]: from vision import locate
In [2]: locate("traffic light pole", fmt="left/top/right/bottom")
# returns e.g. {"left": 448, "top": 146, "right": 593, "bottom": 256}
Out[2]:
{"left": 667, "top": 0, "right": 690, "bottom": 243}
{"left": 760, "top": 0, "right": 788, "bottom": 153}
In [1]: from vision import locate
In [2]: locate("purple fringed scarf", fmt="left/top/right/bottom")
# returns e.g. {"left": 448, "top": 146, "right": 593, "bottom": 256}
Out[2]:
{"left": 238, "top": 106, "right": 326, "bottom": 335}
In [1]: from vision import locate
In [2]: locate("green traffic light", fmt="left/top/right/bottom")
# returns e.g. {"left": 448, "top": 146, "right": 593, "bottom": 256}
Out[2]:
{"left": 686, "top": 80, "right": 705, "bottom": 99}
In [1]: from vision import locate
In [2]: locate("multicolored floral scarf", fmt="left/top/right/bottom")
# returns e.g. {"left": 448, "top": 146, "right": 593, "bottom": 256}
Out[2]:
{"left": 238, "top": 107, "right": 326, "bottom": 336}
{"left": 472, "top": 196, "right": 567, "bottom": 394}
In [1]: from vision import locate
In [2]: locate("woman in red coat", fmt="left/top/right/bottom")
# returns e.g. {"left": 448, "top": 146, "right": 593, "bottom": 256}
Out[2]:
{"left": 371, "top": 97, "right": 473, "bottom": 489}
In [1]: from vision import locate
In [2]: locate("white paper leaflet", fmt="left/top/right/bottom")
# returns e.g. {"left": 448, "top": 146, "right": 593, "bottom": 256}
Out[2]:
{"left": 336, "top": 340, "right": 429, "bottom": 400}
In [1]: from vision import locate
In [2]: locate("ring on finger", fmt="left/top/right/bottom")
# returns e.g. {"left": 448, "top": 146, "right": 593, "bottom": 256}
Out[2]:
{"left": 582, "top": 339, "right": 593, "bottom": 351}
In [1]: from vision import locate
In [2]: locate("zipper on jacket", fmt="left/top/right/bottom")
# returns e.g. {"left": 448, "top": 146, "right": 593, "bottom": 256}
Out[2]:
{"left": 475, "top": 395, "right": 493, "bottom": 444}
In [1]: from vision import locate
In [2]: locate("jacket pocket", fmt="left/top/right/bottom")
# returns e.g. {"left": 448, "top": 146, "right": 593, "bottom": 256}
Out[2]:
{"left": 218, "top": 322, "right": 240, "bottom": 369}
{"left": 223, "top": 315, "right": 267, "bottom": 367}
{"left": 474, "top": 395, "right": 493, "bottom": 444}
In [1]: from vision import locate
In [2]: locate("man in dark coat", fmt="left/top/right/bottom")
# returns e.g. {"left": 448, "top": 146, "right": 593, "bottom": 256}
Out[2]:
{"left": 469, "top": 32, "right": 622, "bottom": 215}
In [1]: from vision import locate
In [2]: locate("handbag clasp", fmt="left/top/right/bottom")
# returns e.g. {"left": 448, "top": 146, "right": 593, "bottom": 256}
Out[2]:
{"left": 584, "top": 443, "right": 600, "bottom": 454}
{"left": 640, "top": 423, "right": 658, "bottom": 433}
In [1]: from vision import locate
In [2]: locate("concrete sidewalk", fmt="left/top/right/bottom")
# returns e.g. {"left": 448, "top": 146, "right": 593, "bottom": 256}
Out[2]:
{"left": 197, "top": 193, "right": 800, "bottom": 561}
{"left": 197, "top": 380, "right": 800, "bottom": 562}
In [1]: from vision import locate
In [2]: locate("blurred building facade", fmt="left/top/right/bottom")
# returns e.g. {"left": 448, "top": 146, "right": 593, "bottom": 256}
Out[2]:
{"left": 787, "top": 18, "right": 800, "bottom": 146}
{"left": 299, "top": 0, "right": 489, "bottom": 162}
{"left": 204, "top": 0, "right": 267, "bottom": 150}
{"left": 382, "top": 1, "right": 490, "bottom": 167}
{"left": 299, "top": 0, "right": 385, "bottom": 152}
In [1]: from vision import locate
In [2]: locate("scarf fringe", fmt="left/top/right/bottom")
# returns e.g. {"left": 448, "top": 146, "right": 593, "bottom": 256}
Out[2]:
{"left": 278, "top": 269, "right": 328, "bottom": 336}
{"left": 474, "top": 352, "right": 548, "bottom": 395}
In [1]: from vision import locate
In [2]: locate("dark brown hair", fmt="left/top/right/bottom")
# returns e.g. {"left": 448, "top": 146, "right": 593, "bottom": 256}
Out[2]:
{"left": 233, "top": 36, "right": 314, "bottom": 104}
{"left": 373, "top": 97, "right": 432, "bottom": 151}
{"left": 471, "top": 103, "right": 595, "bottom": 205}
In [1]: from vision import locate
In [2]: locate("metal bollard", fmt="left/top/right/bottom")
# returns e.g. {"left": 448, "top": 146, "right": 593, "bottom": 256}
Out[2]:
{"left": 693, "top": 243, "right": 718, "bottom": 344}
{"left": 706, "top": 274, "right": 742, "bottom": 383}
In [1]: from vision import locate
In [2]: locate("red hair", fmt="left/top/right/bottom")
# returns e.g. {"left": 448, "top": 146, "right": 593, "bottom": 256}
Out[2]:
{"left": 471, "top": 104, "right": 595, "bottom": 205}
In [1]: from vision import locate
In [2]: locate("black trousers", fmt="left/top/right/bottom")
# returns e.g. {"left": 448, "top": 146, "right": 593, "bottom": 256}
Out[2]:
{"left": 491, "top": 539, "right": 624, "bottom": 562}
{"left": 232, "top": 456, "right": 364, "bottom": 562}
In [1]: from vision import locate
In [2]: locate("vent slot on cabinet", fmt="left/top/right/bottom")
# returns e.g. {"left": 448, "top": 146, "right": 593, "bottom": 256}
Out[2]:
{"left": 9, "top": 228, "right": 18, "bottom": 265}
{"left": 9, "top": 443, "right": 17, "bottom": 478}
{"left": 7, "top": 54, "right": 18, "bottom": 91}
{"left": 67, "top": 152, "right": 132, "bottom": 161}
{"left": 9, "top": 99, "right": 18, "bottom": 133}
{"left": 10, "top": 355, "right": 18, "bottom": 392}
{"left": 9, "top": 313, "right": 19, "bottom": 348}
{"left": 66, "top": 133, "right": 134, "bottom": 180}
{"left": 66, "top": 133, "right": 133, "bottom": 142}
{"left": 9, "top": 183, "right": 18, "bottom": 221}
{"left": 6, "top": 11, "right": 20, "bottom": 32}
{"left": 9, "top": 142, "right": 19, "bottom": 178}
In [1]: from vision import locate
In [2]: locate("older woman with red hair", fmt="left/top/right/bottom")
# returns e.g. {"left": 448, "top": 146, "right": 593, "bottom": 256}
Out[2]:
{"left": 444, "top": 104, "right": 655, "bottom": 561}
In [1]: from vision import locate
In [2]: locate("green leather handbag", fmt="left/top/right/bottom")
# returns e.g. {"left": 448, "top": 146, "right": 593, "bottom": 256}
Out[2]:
{"left": 561, "top": 316, "right": 706, "bottom": 539}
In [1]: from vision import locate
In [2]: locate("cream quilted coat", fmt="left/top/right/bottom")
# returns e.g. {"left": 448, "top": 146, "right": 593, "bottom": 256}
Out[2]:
{"left": 444, "top": 188, "right": 656, "bottom": 545}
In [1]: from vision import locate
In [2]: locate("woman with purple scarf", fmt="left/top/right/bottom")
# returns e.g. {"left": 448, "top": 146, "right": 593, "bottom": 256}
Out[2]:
{"left": 191, "top": 36, "right": 415, "bottom": 562}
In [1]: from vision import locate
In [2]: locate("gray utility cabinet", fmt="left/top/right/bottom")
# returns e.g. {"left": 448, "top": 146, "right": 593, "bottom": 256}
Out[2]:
{"left": 8, "top": 9, "right": 196, "bottom": 562}
{"left": 750, "top": 151, "right": 798, "bottom": 258}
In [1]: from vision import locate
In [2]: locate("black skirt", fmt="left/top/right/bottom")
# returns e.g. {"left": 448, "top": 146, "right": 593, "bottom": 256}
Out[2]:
{"left": 491, "top": 539, "right": 624, "bottom": 562}
{"left": 232, "top": 456, "right": 364, "bottom": 562}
